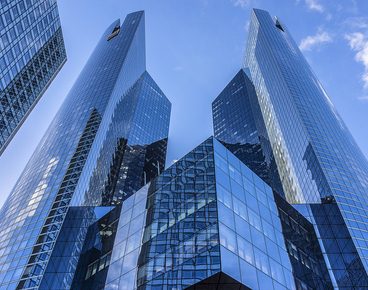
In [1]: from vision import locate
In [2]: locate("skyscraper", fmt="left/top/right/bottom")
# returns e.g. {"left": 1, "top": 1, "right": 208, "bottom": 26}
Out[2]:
{"left": 212, "top": 68, "right": 284, "bottom": 195}
{"left": 0, "top": 0, "right": 66, "bottom": 154}
{"left": 0, "top": 11, "right": 170, "bottom": 289}
{"left": 244, "top": 8, "right": 368, "bottom": 288}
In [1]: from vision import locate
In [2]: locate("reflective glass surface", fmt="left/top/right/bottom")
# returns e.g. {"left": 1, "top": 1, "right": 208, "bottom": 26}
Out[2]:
{"left": 38, "top": 206, "right": 108, "bottom": 290}
{"left": 302, "top": 202, "right": 368, "bottom": 289}
{"left": 104, "top": 184, "right": 149, "bottom": 290}
{"left": 0, "top": 11, "right": 170, "bottom": 289}
{"left": 76, "top": 71, "right": 171, "bottom": 207}
{"left": 69, "top": 206, "right": 120, "bottom": 290}
{"left": 0, "top": 0, "right": 66, "bottom": 154}
{"left": 245, "top": 8, "right": 368, "bottom": 279}
{"left": 102, "top": 137, "right": 295, "bottom": 290}
{"left": 275, "top": 195, "right": 333, "bottom": 290}
{"left": 137, "top": 138, "right": 220, "bottom": 290}
{"left": 212, "top": 68, "right": 284, "bottom": 196}
{"left": 214, "top": 138, "right": 295, "bottom": 290}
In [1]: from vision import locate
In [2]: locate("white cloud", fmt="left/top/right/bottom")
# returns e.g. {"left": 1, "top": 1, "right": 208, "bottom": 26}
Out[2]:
{"left": 232, "top": 0, "right": 250, "bottom": 8}
{"left": 305, "top": 0, "right": 324, "bottom": 13}
{"left": 299, "top": 30, "right": 332, "bottom": 51}
{"left": 344, "top": 17, "right": 368, "bottom": 30}
{"left": 345, "top": 32, "right": 368, "bottom": 89}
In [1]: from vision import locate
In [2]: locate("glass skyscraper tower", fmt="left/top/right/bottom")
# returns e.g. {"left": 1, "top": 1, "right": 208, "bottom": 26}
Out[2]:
{"left": 212, "top": 68, "right": 284, "bottom": 195}
{"left": 0, "top": 0, "right": 66, "bottom": 154}
{"left": 0, "top": 10, "right": 170, "bottom": 289}
{"left": 243, "top": 8, "right": 368, "bottom": 288}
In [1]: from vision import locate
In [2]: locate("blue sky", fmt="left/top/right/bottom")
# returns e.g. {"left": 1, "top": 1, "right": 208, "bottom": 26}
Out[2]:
{"left": 0, "top": 0, "right": 367, "bottom": 207}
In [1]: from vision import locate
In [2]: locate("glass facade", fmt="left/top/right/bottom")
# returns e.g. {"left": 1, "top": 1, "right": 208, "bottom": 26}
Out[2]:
{"left": 0, "top": 11, "right": 170, "bottom": 289}
{"left": 245, "top": 8, "right": 368, "bottom": 284}
{"left": 38, "top": 206, "right": 112, "bottom": 289}
{"left": 69, "top": 206, "right": 120, "bottom": 290}
{"left": 136, "top": 138, "right": 221, "bottom": 290}
{"left": 275, "top": 195, "right": 333, "bottom": 290}
{"left": 212, "top": 68, "right": 284, "bottom": 195}
{"left": 102, "top": 137, "right": 295, "bottom": 290}
{"left": 214, "top": 138, "right": 295, "bottom": 290}
{"left": 0, "top": 6, "right": 366, "bottom": 290}
{"left": 0, "top": 0, "right": 66, "bottom": 154}
{"left": 78, "top": 71, "right": 171, "bottom": 207}
{"left": 296, "top": 202, "right": 368, "bottom": 288}
{"left": 103, "top": 185, "right": 149, "bottom": 290}
{"left": 212, "top": 68, "right": 337, "bottom": 289}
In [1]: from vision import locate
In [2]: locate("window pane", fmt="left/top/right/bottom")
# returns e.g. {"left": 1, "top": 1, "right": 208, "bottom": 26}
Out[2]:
{"left": 220, "top": 223, "right": 237, "bottom": 253}
{"left": 237, "top": 235, "right": 254, "bottom": 265}
{"left": 235, "top": 214, "right": 251, "bottom": 240}
{"left": 221, "top": 246, "right": 241, "bottom": 281}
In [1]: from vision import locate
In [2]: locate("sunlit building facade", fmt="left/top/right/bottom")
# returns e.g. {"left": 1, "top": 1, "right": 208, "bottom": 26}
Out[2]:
{"left": 0, "top": 0, "right": 66, "bottom": 154}
{"left": 0, "top": 11, "right": 170, "bottom": 289}
{"left": 245, "top": 8, "right": 368, "bottom": 288}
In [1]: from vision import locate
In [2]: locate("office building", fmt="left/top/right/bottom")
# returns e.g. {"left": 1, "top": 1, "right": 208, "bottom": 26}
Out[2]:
{"left": 244, "top": 8, "right": 368, "bottom": 288}
{"left": 0, "top": 0, "right": 66, "bottom": 154}
{"left": 0, "top": 11, "right": 170, "bottom": 289}
{"left": 102, "top": 137, "right": 296, "bottom": 290}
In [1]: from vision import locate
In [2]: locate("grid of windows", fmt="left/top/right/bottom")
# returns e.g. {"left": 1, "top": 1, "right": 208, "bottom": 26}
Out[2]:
{"left": 137, "top": 138, "right": 220, "bottom": 289}
{"left": 245, "top": 8, "right": 368, "bottom": 282}
{"left": 307, "top": 202, "right": 368, "bottom": 288}
{"left": 104, "top": 184, "right": 149, "bottom": 290}
{"left": 214, "top": 138, "right": 295, "bottom": 290}
{"left": 0, "top": 0, "right": 66, "bottom": 154}
{"left": 212, "top": 68, "right": 284, "bottom": 196}
{"left": 276, "top": 195, "right": 333, "bottom": 290}
{"left": 82, "top": 72, "right": 171, "bottom": 207}
{"left": 0, "top": 11, "right": 169, "bottom": 289}
{"left": 103, "top": 137, "right": 296, "bottom": 290}
{"left": 39, "top": 206, "right": 103, "bottom": 289}
{"left": 68, "top": 206, "right": 121, "bottom": 290}
{"left": 17, "top": 109, "right": 101, "bottom": 288}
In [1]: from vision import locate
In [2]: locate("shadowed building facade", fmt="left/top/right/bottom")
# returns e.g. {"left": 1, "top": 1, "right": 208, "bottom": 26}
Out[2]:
{"left": 212, "top": 68, "right": 284, "bottom": 196}
{"left": 0, "top": 11, "right": 170, "bottom": 289}
{"left": 0, "top": 0, "right": 66, "bottom": 154}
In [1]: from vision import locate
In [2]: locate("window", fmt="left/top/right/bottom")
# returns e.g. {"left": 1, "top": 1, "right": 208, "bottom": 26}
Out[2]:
{"left": 85, "top": 252, "right": 112, "bottom": 280}
{"left": 220, "top": 224, "right": 237, "bottom": 253}
{"left": 237, "top": 236, "right": 253, "bottom": 264}
{"left": 287, "top": 241, "right": 299, "bottom": 260}
{"left": 300, "top": 250, "right": 311, "bottom": 269}
{"left": 254, "top": 247, "right": 270, "bottom": 275}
